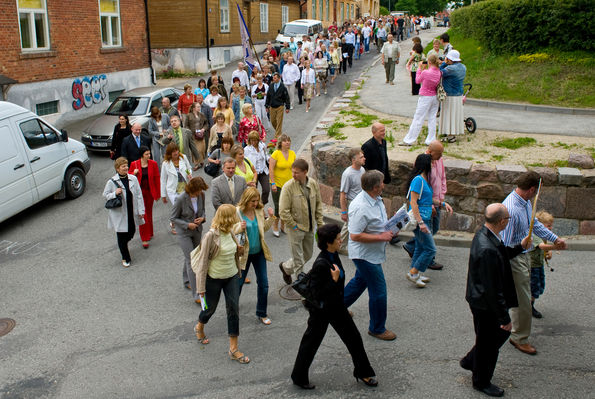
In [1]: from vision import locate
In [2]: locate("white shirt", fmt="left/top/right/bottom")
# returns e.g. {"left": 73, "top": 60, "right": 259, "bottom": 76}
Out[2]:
{"left": 282, "top": 63, "right": 301, "bottom": 85}
{"left": 231, "top": 69, "right": 250, "bottom": 88}
{"left": 244, "top": 142, "right": 269, "bottom": 174}
{"left": 301, "top": 68, "right": 316, "bottom": 84}
{"left": 362, "top": 26, "right": 372, "bottom": 38}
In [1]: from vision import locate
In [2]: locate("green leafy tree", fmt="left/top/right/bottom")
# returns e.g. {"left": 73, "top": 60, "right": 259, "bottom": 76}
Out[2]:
{"left": 379, "top": 5, "right": 390, "bottom": 15}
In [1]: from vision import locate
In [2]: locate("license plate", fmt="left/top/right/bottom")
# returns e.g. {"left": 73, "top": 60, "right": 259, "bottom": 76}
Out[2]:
{"left": 91, "top": 142, "right": 108, "bottom": 147}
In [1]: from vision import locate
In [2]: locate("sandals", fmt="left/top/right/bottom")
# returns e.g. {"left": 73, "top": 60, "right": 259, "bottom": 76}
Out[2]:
{"left": 259, "top": 317, "right": 272, "bottom": 325}
{"left": 229, "top": 349, "right": 250, "bottom": 364}
{"left": 440, "top": 135, "right": 457, "bottom": 143}
{"left": 193, "top": 325, "right": 209, "bottom": 344}
{"left": 170, "top": 222, "right": 177, "bottom": 235}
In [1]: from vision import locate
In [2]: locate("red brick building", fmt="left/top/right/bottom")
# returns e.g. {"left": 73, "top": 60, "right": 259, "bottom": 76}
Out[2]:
{"left": 0, "top": 0, "right": 153, "bottom": 126}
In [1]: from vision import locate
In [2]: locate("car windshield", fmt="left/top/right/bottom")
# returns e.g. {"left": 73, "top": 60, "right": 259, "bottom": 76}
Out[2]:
{"left": 280, "top": 24, "right": 309, "bottom": 36}
{"left": 105, "top": 96, "right": 150, "bottom": 116}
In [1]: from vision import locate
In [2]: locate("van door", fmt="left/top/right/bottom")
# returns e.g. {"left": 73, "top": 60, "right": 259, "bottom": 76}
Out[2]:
{"left": 17, "top": 118, "right": 69, "bottom": 200}
{"left": 0, "top": 123, "right": 36, "bottom": 220}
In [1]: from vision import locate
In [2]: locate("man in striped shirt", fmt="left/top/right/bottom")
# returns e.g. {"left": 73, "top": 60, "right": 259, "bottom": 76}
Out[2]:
{"left": 501, "top": 171, "right": 567, "bottom": 355}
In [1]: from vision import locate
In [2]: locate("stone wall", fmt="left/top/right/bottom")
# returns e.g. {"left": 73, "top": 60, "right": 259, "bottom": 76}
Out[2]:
{"left": 310, "top": 138, "right": 595, "bottom": 236}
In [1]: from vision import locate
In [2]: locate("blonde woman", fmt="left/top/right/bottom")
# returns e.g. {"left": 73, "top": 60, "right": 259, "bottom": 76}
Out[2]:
{"left": 208, "top": 112, "right": 233, "bottom": 153}
{"left": 193, "top": 204, "right": 249, "bottom": 364}
{"left": 214, "top": 97, "right": 235, "bottom": 132}
{"left": 231, "top": 144, "right": 257, "bottom": 188}
{"left": 235, "top": 188, "right": 276, "bottom": 325}
{"left": 160, "top": 143, "right": 193, "bottom": 234}
{"left": 244, "top": 130, "right": 271, "bottom": 205}
{"left": 268, "top": 134, "right": 295, "bottom": 236}
{"left": 301, "top": 59, "right": 316, "bottom": 112}
{"left": 186, "top": 102, "right": 209, "bottom": 168}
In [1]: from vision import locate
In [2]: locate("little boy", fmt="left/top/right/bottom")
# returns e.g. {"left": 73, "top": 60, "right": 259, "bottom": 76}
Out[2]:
{"left": 530, "top": 211, "right": 556, "bottom": 318}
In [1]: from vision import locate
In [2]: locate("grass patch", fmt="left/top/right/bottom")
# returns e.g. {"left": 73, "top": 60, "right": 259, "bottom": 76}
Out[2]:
{"left": 491, "top": 154, "right": 505, "bottom": 161}
{"left": 157, "top": 70, "right": 201, "bottom": 79}
{"left": 378, "top": 119, "right": 394, "bottom": 125}
{"left": 424, "top": 29, "right": 595, "bottom": 108}
{"left": 345, "top": 82, "right": 351, "bottom": 91}
{"left": 327, "top": 122, "right": 346, "bottom": 140}
{"left": 408, "top": 145, "right": 424, "bottom": 152}
{"left": 386, "top": 129, "right": 395, "bottom": 148}
{"left": 341, "top": 110, "right": 377, "bottom": 128}
{"left": 527, "top": 162, "right": 545, "bottom": 167}
{"left": 550, "top": 160, "right": 569, "bottom": 167}
{"left": 446, "top": 152, "right": 474, "bottom": 160}
{"left": 492, "top": 137, "right": 536, "bottom": 150}
{"left": 551, "top": 141, "right": 579, "bottom": 150}
{"left": 351, "top": 94, "right": 361, "bottom": 101}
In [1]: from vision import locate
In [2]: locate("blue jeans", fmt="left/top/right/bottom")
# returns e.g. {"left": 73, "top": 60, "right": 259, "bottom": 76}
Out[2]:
{"left": 404, "top": 208, "right": 440, "bottom": 262}
{"left": 239, "top": 250, "right": 269, "bottom": 317}
{"left": 411, "top": 217, "right": 437, "bottom": 273}
{"left": 344, "top": 259, "right": 387, "bottom": 335}
{"left": 530, "top": 265, "right": 545, "bottom": 299}
{"left": 364, "top": 37, "right": 370, "bottom": 52}
{"left": 355, "top": 42, "right": 360, "bottom": 59}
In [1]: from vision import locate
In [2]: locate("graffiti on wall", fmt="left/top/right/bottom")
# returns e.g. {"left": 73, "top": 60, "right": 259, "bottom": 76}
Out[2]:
{"left": 72, "top": 74, "right": 108, "bottom": 110}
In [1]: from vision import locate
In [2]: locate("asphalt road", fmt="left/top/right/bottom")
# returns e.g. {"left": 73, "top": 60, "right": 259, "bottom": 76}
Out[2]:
{"left": 1, "top": 34, "right": 594, "bottom": 399}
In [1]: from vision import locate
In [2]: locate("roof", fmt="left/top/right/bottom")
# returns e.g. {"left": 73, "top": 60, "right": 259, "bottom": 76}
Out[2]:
{"left": 0, "top": 101, "right": 30, "bottom": 120}
{"left": 0, "top": 75, "right": 18, "bottom": 85}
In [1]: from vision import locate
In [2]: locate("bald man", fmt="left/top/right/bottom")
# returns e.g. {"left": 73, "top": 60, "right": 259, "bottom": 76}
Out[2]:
{"left": 461, "top": 203, "right": 530, "bottom": 398}
{"left": 121, "top": 122, "right": 151, "bottom": 162}
{"left": 403, "top": 141, "right": 451, "bottom": 258}
{"left": 361, "top": 122, "right": 390, "bottom": 184}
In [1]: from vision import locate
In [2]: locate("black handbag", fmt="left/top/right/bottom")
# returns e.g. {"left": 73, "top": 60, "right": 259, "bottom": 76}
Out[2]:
{"left": 105, "top": 179, "right": 123, "bottom": 209}
{"left": 292, "top": 272, "right": 323, "bottom": 309}
{"left": 204, "top": 161, "right": 220, "bottom": 177}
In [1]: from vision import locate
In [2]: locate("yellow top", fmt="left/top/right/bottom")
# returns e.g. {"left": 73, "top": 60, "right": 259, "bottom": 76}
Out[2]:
{"left": 207, "top": 233, "right": 238, "bottom": 279}
{"left": 214, "top": 107, "right": 235, "bottom": 126}
{"left": 235, "top": 159, "right": 254, "bottom": 184}
{"left": 271, "top": 149, "right": 296, "bottom": 188}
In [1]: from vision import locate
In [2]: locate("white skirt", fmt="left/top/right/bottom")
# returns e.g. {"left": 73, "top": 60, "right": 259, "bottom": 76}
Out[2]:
{"left": 439, "top": 95, "right": 464, "bottom": 136}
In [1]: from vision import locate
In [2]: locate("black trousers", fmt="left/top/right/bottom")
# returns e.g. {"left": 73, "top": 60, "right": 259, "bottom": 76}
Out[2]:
{"left": 461, "top": 307, "right": 510, "bottom": 389}
{"left": 256, "top": 172, "right": 270, "bottom": 205}
{"left": 116, "top": 230, "right": 135, "bottom": 262}
{"left": 296, "top": 80, "right": 303, "bottom": 104}
{"left": 346, "top": 44, "right": 354, "bottom": 67}
{"left": 291, "top": 304, "right": 375, "bottom": 385}
{"left": 411, "top": 71, "right": 421, "bottom": 95}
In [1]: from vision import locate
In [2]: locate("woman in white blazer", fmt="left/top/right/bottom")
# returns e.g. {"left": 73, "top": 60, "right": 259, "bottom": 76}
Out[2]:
{"left": 160, "top": 142, "right": 193, "bottom": 234}
{"left": 103, "top": 157, "right": 145, "bottom": 267}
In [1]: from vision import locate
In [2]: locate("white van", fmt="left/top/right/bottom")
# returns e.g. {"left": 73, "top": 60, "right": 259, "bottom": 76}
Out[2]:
{"left": 0, "top": 101, "right": 91, "bottom": 224}
{"left": 276, "top": 19, "right": 323, "bottom": 44}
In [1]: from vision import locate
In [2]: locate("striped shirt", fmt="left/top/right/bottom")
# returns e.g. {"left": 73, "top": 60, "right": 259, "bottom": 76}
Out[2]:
{"left": 500, "top": 190, "right": 558, "bottom": 251}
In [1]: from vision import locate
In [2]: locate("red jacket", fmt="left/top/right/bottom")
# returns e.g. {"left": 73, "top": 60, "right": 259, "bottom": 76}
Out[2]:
{"left": 129, "top": 159, "right": 161, "bottom": 200}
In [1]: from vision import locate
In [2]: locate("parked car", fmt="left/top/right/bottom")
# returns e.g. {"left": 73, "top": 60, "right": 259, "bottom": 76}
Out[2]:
{"left": 276, "top": 19, "right": 323, "bottom": 45}
{"left": 0, "top": 101, "right": 91, "bottom": 224}
{"left": 80, "top": 87, "right": 181, "bottom": 151}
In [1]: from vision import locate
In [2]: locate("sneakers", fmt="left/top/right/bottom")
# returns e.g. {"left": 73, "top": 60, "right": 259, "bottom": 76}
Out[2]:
{"left": 419, "top": 274, "right": 430, "bottom": 283}
{"left": 122, "top": 260, "right": 131, "bottom": 268}
{"left": 406, "top": 272, "right": 426, "bottom": 288}
{"left": 273, "top": 229, "right": 280, "bottom": 237}
{"left": 398, "top": 141, "right": 412, "bottom": 147}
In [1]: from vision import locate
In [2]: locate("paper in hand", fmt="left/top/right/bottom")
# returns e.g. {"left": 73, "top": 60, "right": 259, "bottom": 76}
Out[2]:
{"left": 384, "top": 207, "right": 410, "bottom": 234}
{"left": 199, "top": 295, "right": 208, "bottom": 311}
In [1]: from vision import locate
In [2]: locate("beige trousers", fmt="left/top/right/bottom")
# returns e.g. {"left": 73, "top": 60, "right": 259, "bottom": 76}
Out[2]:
{"left": 269, "top": 106, "right": 285, "bottom": 138}
{"left": 509, "top": 252, "right": 532, "bottom": 344}
{"left": 281, "top": 228, "right": 314, "bottom": 276}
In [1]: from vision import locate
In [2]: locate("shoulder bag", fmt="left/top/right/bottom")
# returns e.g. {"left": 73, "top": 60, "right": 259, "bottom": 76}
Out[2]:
{"left": 292, "top": 271, "right": 323, "bottom": 309}
{"left": 105, "top": 179, "right": 123, "bottom": 209}
{"left": 204, "top": 149, "right": 222, "bottom": 177}
{"left": 436, "top": 76, "right": 447, "bottom": 102}
{"left": 397, "top": 177, "right": 423, "bottom": 232}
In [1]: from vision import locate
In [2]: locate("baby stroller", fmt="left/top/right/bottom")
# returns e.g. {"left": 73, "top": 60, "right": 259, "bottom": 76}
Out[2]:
{"left": 463, "top": 83, "right": 477, "bottom": 133}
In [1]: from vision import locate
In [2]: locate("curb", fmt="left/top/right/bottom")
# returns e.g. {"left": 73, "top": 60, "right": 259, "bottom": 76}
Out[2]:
{"left": 464, "top": 98, "right": 595, "bottom": 116}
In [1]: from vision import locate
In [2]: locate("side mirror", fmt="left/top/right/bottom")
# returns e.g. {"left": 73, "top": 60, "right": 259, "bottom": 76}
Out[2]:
{"left": 277, "top": 29, "right": 280, "bottom": 33}
{"left": 60, "top": 129, "right": 69, "bottom": 142}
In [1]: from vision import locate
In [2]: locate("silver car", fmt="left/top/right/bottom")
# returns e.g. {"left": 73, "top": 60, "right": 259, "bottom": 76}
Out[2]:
{"left": 80, "top": 87, "right": 182, "bottom": 151}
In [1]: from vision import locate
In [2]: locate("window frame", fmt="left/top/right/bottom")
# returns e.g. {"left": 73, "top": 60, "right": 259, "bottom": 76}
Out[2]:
{"left": 281, "top": 5, "right": 289, "bottom": 26}
{"left": 19, "top": 118, "right": 60, "bottom": 150}
{"left": 319, "top": 0, "right": 323, "bottom": 22}
{"left": 311, "top": 0, "right": 316, "bottom": 20}
{"left": 17, "top": 0, "right": 50, "bottom": 51}
{"left": 98, "top": 0, "right": 122, "bottom": 48}
{"left": 35, "top": 100, "right": 59, "bottom": 116}
{"left": 340, "top": 3, "right": 344, "bottom": 24}
{"left": 260, "top": 2, "right": 269, "bottom": 33}
{"left": 325, "top": 0, "right": 329, "bottom": 21}
{"left": 220, "top": 0, "right": 230, "bottom": 33}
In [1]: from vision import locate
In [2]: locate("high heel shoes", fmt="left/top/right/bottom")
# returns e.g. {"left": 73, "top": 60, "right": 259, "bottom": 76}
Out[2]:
{"left": 355, "top": 376, "right": 378, "bottom": 387}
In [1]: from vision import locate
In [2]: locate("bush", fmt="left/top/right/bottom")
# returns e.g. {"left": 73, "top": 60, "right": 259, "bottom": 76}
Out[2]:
{"left": 450, "top": 0, "right": 595, "bottom": 53}
{"left": 379, "top": 5, "right": 389, "bottom": 15}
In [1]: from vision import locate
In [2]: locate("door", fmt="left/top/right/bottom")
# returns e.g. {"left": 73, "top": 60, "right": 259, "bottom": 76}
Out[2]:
{"left": 0, "top": 123, "right": 36, "bottom": 222}
{"left": 17, "top": 118, "right": 68, "bottom": 200}
{"left": 333, "top": 1, "right": 337, "bottom": 23}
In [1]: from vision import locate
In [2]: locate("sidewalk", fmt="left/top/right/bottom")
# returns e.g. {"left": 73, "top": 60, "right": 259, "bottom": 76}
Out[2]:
{"left": 359, "top": 30, "right": 595, "bottom": 138}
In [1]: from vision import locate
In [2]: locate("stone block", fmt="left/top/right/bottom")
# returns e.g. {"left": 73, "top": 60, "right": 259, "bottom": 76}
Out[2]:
{"left": 440, "top": 211, "right": 474, "bottom": 232}
{"left": 568, "top": 153, "right": 594, "bottom": 169}
{"left": 565, "top": 187, "right": 595, "bottom": 219}
{"left": 332, "top": 102, "right": 350, "bottom": 109}
{"left": 537, "top": 186, "right": 567, "bottom": 218}
{"left": 335, "top": 98, "right": 351, "bottom": 103}
{"left": 382, "top": 197, "right": 392, "bottom": 218}
{"left": 552, "top": 218, "right": 579, "bottom": 236}
{"left": 582, "top": 169, "right": 595, "bottom": 187}
{"left": 579, "top": 220, "right": 595, "bottom": 235}
{"left": 476, "top": 183, "right": 505, "bottom": 200}
{"left": 558, "top": 167, "right": 582, "bottom": 186}
{"left": 496, "top": 164, "right": 527, "bottom": 184}
{"left": 319, "top": 183, "right": 335, "bottom": 206}
{"left": 468, "top": 164, "right": 497, "bottom": 183}
{"left": 343, "top": 92, "right": 357, "bottom": 98}
{"left": 446, "top": 180, "right": 473, "bottom": 196}
{"left": 531, "top": 167, "right": 558, "bottom": 186}
{"left": 459, "top": 197, "right": 488, "bottom": 214}
{"left": 444, "top": 159, "right": 472, "bottom": 179}
{"left": 389, "top": 196, "right": 407, "bottom": 215}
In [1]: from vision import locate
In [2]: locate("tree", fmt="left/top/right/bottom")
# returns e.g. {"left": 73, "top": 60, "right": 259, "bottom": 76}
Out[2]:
{"left": 380, "top": 5, "right": 390, "bottom": 15}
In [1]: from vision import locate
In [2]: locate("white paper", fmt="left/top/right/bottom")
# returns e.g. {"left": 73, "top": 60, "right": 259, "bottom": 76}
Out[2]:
{"left": 384, "top": 207, "right": 410, "bottom": 234}
{"left": 199, "top": 295, "right": 208, "bottom": 311}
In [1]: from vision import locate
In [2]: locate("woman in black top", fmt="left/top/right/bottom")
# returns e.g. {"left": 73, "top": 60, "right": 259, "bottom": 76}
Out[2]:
{"left": 110, "top": 115, "right": 132, "bottom": 159}
{"left": 291, "top": 224, "right": 377, "bottom": 390}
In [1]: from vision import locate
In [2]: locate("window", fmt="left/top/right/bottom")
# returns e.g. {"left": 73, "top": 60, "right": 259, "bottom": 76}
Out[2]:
{"left": 108, "top": 89, "right": 124, "bottom": 102}
{"left": 220, "top": 0, "right": 229, "bottom": 32}
{"left": 35, "top": 100, "right": 58, "bottom": 116}
{"left": 19, "top": 119, "right": 59, "bottom": 150}
{"left": 281, "top": 5, "right": 289, "bottom": 26}
{"left": 340, "top": 3, "right": 344, "bottom": 24}
{"left": 17, "top": 0, "right": 50, "bottom": 51}
{"left": 150, "top": 94, "right": 163, "bottom": 110}
{"left": 311, "top": 0, "right": 316, "bottom": 19}
{"left": 319, "top": 0, "right": 323, "bottom": 21}
{"left": 325, "top": 0, "right": 329, "bottom": 21}
{"left": 99, "top": 0, "right": 121, "bottom": 47}
{"left": 260, "top": 3, "right": 268, "bottom": 33}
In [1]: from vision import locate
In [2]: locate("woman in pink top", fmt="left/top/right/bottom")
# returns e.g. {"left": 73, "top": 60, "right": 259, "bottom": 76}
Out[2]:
{"left": 400, "top": 54, "right": 442, "bottom": 146}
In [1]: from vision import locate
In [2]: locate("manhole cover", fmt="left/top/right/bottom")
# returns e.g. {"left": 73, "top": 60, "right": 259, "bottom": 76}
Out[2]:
{"left": 0, "top": 318, "right": 16, "bottom": 337}
{"left": 279, "top": 285, "right": 303, "bottom": 301}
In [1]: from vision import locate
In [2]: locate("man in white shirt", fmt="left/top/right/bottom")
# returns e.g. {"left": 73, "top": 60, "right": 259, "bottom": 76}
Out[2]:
{"left": 362, "top": 23, "right": 372, "bottom": 53}
{"left": 231, "top": 62, "right": 250, "bottom": 90}
{"left": 339, "top": 148, "right": 365, "bottom": 254}
{"left": 282, "top": 56, "right": 301, "bottom": 110}
{"left": 344, "top": 28, "right": 355, "bottom": 67}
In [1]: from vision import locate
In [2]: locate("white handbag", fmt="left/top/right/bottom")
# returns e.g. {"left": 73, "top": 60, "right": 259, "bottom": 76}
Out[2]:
{"left": 399, "top": 179, "right": 423, "bottom": 232}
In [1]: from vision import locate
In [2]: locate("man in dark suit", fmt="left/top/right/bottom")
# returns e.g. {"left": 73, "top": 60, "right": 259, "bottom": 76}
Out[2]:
{"left": 361, "top": 122, "right": 390, "bottom": 184}
{"left": 265, "top": 72, "right": 290, "bottom": 139}
{"left": 121, "top": 123, "right": 151, "bottom": 162}
{"left": 211, "top": 158, "right": 247, "bottom": 210}
{"left": 461, "top": 203, "right": 530, "bottom": 398}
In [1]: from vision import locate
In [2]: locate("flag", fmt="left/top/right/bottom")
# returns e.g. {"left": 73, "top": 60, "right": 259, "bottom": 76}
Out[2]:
{"left": 236, "top": 4, "right": 258, "bottom": 71}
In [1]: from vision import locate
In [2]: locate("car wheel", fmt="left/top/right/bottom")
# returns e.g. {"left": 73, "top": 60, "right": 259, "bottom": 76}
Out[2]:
{"left": 65, "top": 166, "right": 86, "bottom": 199}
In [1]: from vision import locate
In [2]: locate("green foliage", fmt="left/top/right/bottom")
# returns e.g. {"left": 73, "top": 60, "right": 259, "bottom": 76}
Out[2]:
{"left": 345, "top": 82, "right": 351, "bottom": 91}
{"left": 327, "top": 122, "right": 347, "bottom": 139}
{"left": 379, "top": 5, "right": 389, "bottom": 15}
{"left": 342, "top": 110, "right": 377, "bottom": 128}
{"left": 450, "top": 0, "right": 595, "bottom": 53}
{"left": 491, "top": 154, "right": 505, "bottom": 161}
{"left": 551, "top": 160, "right": 569, "bottom": 167}
{"left": 379, "top": 119, "right": 394, "bottom": 125}
{"left": 527, "top": 162, "right": 544, "bottom": 167}
{"left": 492, "top": 137, "right": 536, "bottom": 150}
{"left": 157, "top": 70, "right": 201, "bottom": 79}
{"left": 551, "top": 142, "right": 579, "bottom": 150}
{"left": 446, "top": 152, "right": 474, "bottom": 160}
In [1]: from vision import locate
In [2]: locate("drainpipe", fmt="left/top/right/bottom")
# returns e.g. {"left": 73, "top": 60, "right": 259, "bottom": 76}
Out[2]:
{"left": 143, "top": 0, "right": 156, "bottom": 85}
{"left": 205, "top": 0, "right": 211, "bottom": 62}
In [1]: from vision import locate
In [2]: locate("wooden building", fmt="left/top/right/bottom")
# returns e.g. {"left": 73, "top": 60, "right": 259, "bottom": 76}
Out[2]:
{"left": 358, "top": 0, "right": 379, "bottom": 18}
{"left": 148, "top": 0, "right": 300, "bottom": 73}
{"left": 304, "top": 0, "right": 360, "bottom": 26}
